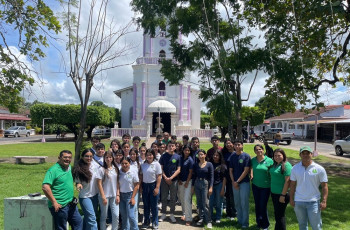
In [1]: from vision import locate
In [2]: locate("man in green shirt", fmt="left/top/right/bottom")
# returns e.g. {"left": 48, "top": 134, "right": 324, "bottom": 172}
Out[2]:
{"left": 42, "top": 150, "right": 82, "bottom": 230}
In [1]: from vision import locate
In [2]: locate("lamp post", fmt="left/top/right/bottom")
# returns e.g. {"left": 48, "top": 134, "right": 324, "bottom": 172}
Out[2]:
{"left": 308, "top": 114, "right": 318, "bottom": 156}
{"left": 41, "top": 118, "right": 52, "bottom": 143}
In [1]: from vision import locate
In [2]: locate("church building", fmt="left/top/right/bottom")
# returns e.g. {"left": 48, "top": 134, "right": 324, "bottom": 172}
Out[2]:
{"left": 114, "top": 30, "right": 201, "bottom": 135}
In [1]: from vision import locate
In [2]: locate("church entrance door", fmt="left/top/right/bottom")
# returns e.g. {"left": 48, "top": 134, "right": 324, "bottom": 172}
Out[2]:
{"left": 152, "top": 112, "right": 171, "bottom": 134}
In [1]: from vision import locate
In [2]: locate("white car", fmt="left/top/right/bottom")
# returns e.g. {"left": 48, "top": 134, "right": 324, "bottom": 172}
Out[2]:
{"left": 334, "top": 135, "right": 350, "bottom": 156}
{"left": 4, "top": 126, "right": 30, "bottom": 138}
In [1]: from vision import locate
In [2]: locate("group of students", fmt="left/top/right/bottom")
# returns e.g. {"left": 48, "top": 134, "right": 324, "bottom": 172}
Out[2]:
{"left": 44, "top": 132, "right": 328, "bottom": 230}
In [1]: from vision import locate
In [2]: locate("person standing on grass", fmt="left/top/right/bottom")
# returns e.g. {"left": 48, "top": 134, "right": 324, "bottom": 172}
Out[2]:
{"left": 140, "top": 149, "right": 162, "bottom": 230}
{"left": 159, "top": 141, "right": 181, "bottom": 223}
{"left": 122, "top": 142, "right": 131, "bottom": 157}
{"left": 122, "top": 133, "right": 131, "bottom": 144}
{"left": 178, "top": 144, "right": 194, "bottom": 226}
{"left": 73, "top": 149, "right": 99, "bottom": 230}
{"left": 110, "top": 139, "right": 121, "bottom": 157}
{"left": 192, "top": 149, "right": 214, "bottom": 229}
{"left": 42, "top": 150, "right": 83, "bottom": 230}
{"left": 97, "top": 151, "right": 120, "bottom": 230}
{"left": 269, "top": 149, "right": 292, "bottom": 230}
{"left": 251, "top": 144, "right": 274, "bottom": 230}
{"left": 222, "top": 139, "right": 237, "bottom": 221}
{"left": 290, "top": 146, "right": 328, "bottom": 230}
{"left": 90, "top": 136, "right": 101, "bottom": 155}
{"left": 182, "top": 135, "right": 190, "bottom": 146}
{"left": 119, "top": 157, "right": 140, "bottom": 230}
{"left": 209, "top": 151, "right": 226, "bottom": 224}
{"left": 162, "top": 132, "right": 171, "bottom": 145}
{"left": 94, "top": 143, "right": 106, "bottom": 166}
{"left": 139, "top": 145, "right": 147, "bottom": 164}
{"left": 229, "top": 140, "right": 251, "bottom": 229}
{"left": 190, "top": 136, "right": 200, "bottom": 164}
{"left": 207, "top": 135, "right": 223, "bottom": 161}
{"left": 131, "top": 136, "right": 141, "bottom": 149}
{"left": 129, "top": 148, "right": 141, "bottom": 223}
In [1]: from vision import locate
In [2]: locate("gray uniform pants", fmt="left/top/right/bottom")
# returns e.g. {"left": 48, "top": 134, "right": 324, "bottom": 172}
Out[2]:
{"left": 160, "top": 179, "right": 178, "bottom": 213}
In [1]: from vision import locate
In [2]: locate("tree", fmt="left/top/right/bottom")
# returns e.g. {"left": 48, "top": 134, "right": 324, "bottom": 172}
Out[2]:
{"left": 62, "top": 0, "right": 136, "bottom": 165}
{"left": 90, "top": 101, "right": 108, "bottom": 107}
{"left": 132, "top": 0, "right": 269, "bottom": 140}
{"left": 244, "top": 0, "right": 350, "bottom": 107}
{"left": 342, "top": 100, "right": 350, "bottom": 105}
{"left": 30, "top": 103, "right": 112, "bottom": 138}
{"left": 255, "top": 96, "right": 296, "bottom": 119}
{"left": 0, "top": 1, "right": 61, "bottom": 112}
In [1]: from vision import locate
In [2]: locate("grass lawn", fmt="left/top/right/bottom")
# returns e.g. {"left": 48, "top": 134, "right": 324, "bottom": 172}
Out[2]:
{"left": 0, "top": 141, "right": 349, "bottom": 229}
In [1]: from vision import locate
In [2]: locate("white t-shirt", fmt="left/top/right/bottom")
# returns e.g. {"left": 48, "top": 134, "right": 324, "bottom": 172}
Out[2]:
{"left": 155, "top": 153, "right": 161, "bottom": 161}
{"left": 119, "top": 169, "right": 139, "bottom": 193}
{"left": 96, "top": 166, "right": 118, "bottom": 198}
{"left": 76, "top": 162, "right": 99, "bottom": 198}
{"left": 290, "top": 161, "right": 328, "bottom": 202}
{"left": 140, "top": 161, "right": 162, "bottom": 183}
{"left": 130, "top": 161, "right": 140, "bottom": 175}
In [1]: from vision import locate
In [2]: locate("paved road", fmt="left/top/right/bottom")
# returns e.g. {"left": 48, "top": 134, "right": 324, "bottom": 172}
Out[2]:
{"left": 264, "top": 139, "right": 350, "bottom": 161}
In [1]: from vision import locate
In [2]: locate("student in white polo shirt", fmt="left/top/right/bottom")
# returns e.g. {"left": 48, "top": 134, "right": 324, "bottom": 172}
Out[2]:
{"left": 289, "top": 146, "right": 328, "bottom": 230}
{"left": 140, "top": 149, "right": 162, "bottom": 230}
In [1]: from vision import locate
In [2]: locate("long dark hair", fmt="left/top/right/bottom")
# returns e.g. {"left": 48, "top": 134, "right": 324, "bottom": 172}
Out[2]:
{"left": 181, "top": 144, "right": 191, "bottom": 159}
{"left": 73, "top": 149, "right": 92, "bottom": 183}
{"left": 209, "top": 150, "right": 225, "bottom": 165}
{"left": 129, "top": 148, "right": 140, "bottom": 173}
{"left": 273, "top": 148, "right": 287, "bottom": 174}
{"left": 222, "top": 138, "right": 234, "bottom": 155}
{"left": 102, "top": 150, "right": 119, "bottom": 182}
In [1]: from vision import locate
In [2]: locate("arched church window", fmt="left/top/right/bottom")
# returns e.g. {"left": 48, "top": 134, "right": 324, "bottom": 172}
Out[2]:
{"left": 159, "top": 81, "right": 166, "bottom": 96}
{"left": 159, "top": 50, "right": 166, "bottom": 58}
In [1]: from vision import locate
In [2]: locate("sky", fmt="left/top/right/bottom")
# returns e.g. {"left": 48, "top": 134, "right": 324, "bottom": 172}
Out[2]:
{"left": 15, "top": 0, "right": 350, "bottom": 110}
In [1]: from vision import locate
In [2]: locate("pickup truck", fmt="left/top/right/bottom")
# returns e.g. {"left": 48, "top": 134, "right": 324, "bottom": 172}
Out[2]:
{"left": 4, "top": 126, "right": 31, "bottom": 138}
{"left": 260, "top": 128, "right": 294, "bottom": 145}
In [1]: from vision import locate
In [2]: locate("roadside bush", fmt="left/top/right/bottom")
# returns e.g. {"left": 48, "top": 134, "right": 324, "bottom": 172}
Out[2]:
{"left": 34, "top": 127, "right": 42, "bottom": 134}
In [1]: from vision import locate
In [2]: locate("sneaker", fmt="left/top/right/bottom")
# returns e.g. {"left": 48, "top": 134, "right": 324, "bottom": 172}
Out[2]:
{"left": 196, "top": 219, "right": 203, "bottom": 226}
{"left": 153, "top": 225, "right": 158, "bottom": 230}
{"left": 169, "top": 214, "right": 176, "bottom": 223}
{"left": 215, "top": 220, "right": 221, "bottom": 224}
{"left": 159, "top": 213, "right": 166, "bottom": 222}
{"left": 230, "top": 217, "right": 236, "bottom": 221}
{"left": 207, "top": 223, "right": 213, "bottom": 229}
{"left": 141, "top": 223, "right": 149, "bottom": 229}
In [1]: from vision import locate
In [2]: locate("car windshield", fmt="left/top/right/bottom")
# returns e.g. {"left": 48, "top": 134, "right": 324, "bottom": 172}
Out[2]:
{"left": 8, "top": 126, "right": 19, "bottom": 130}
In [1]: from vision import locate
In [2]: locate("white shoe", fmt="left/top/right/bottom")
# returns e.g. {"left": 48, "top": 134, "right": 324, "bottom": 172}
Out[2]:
{"left": 207, "top": 223, "right": 213, "bottom": 229}
{"left": 196, "top": 219, "right": 203, "bottom": 226}
{"left": 230, "top": 217, "right": 236, "bottom": 221}
{"left": 169, "top": 214, "right": 176, "bottom": 223}
{"left": 159, "top": 213, "right": 166, "bottom": 222}
{"left": 215, "top": 220, "right": 221, "bottom": 224}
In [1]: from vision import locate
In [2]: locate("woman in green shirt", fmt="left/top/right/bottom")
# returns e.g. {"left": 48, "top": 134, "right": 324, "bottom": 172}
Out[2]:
{"left": 251, "top": 144, "right": 274, "bottom": 230}
{"left": 269, "top": 148, "right": 292, "bottom": 230}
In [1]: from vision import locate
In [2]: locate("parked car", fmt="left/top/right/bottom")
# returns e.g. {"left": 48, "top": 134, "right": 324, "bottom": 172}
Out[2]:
{"left": 4, "top": 126, "right": 31, "bottom": 138}
{"left": 333, "top": 135, "right": 350, "bottom": 156}
{"left": 92, "top": 127, "right": 111, "bottom": 136}
{"left": 260, "top": 128, "right": 294, "bottom": 145}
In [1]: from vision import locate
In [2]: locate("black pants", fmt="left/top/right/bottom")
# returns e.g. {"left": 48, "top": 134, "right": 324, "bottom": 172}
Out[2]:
{"left": 225, "top": 176, "right": 237, "bottom": 218}
{"left": 271, "top": 192, "right": 290, "bottom": 230}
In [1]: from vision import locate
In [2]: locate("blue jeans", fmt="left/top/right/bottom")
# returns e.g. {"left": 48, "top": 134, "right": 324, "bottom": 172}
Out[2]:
{"left": 209, "top": 182, "right": 224, "bottom": 221}
{"left": 252, "top": 184, "right": 270, "bottom": 229}
{"left": 294, "top": 201, "right": 322, "bottom": 230}
{"left": 79, "top": 195, "right": 98, "bottom": 230}
{"left": 195, "top": 179, "right": 211, "bottom": 223}
{"left": 120, "top": 192, "right": 138, "bottom": 230}
{"left": 49, "top": 203, "right": 83, "bottom": 230}
{"left": 142, "top": 182, "right": 159, "bottom": 227}
{"left": 98, "top": 196, "right": 119, "bottom": 230}
{"left": 232, "top": 182, "right": 250, "bottom": 227}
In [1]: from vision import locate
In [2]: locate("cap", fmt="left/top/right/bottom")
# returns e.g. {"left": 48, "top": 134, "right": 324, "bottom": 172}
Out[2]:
{"left": 299, "top": 146, "right": 312, "bottom": 154}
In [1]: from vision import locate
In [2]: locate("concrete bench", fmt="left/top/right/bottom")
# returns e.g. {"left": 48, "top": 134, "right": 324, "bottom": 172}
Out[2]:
{"left": 13, "top": 156, "right": 48, "bottom": 164}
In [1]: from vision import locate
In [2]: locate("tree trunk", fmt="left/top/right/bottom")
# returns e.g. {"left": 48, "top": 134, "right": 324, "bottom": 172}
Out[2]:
{"left": 235, "top": 76, "right": 243, "bottom": 141}
{"left": 74, "top": 101, "right": 89, "bottom": 166}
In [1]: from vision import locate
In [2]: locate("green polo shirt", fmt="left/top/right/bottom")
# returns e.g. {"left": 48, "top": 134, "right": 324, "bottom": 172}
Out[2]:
{"left": 42, "top": 163, "right": 74, "bottom": 208}
{"left": 251, "top": 156, "right": 274, "bottom": 188}
{"left": 269, "top": 161, "right": 292, "bottom": 194}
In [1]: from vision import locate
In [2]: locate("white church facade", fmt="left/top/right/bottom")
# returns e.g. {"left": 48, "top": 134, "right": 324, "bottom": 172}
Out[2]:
{"left": 113, "top": 30, "right": 202, "bottom": 136}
